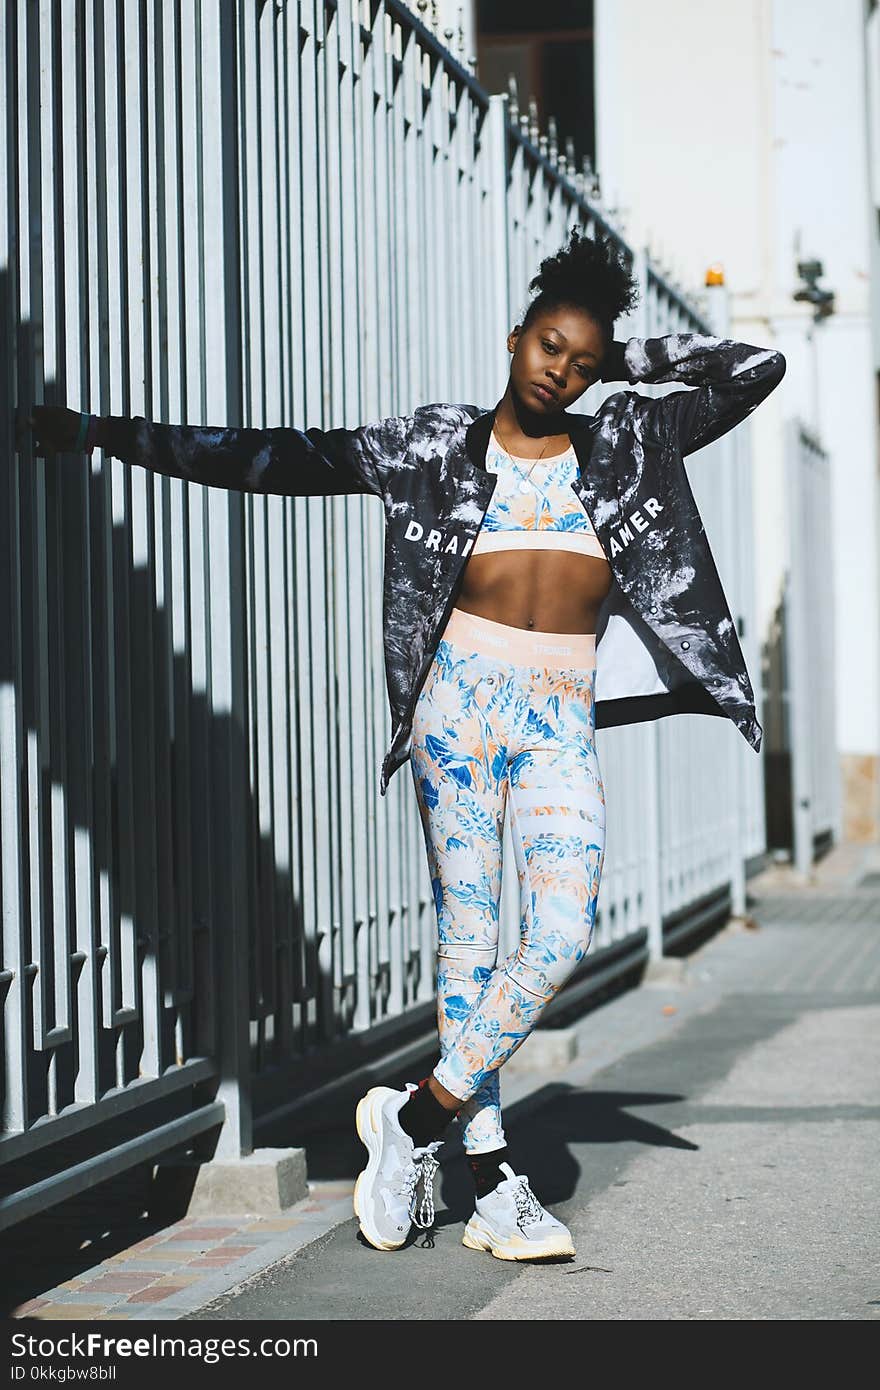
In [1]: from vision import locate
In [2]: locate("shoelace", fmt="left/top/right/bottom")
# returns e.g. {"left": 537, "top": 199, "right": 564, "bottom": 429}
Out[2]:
{"left": 404, "top": 1141, "right": 443, "bottom": 1230}
{"left": 513, "top": 1176, "right": 545, "bottom": 1230}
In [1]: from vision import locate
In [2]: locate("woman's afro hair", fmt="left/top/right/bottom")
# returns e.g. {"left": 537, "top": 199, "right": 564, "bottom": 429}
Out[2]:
{"left": 522, "top": 226, "right": 640, "bottom": 339}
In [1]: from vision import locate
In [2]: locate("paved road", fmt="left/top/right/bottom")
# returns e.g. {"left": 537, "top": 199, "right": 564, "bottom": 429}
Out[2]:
{"left": 192, "top": 852, "right": 880, "bottom": 1321}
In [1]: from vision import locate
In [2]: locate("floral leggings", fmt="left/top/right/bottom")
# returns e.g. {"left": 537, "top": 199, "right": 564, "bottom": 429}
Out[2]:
{"left": 409, "top": 606, "right": 606, "bottom": 1154}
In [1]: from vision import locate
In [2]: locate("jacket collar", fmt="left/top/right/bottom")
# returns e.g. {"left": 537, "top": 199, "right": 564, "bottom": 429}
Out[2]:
{"left": 465, "top": 402, "right": 599, "bottom": 477}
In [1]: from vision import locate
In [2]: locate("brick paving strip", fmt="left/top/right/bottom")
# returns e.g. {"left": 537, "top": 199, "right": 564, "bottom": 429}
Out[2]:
{"left": 12, "top": 1189, "right": 355, "bottom": 1321}
{"left": 11, "top": 840, "right": 879, "bottom": 1322}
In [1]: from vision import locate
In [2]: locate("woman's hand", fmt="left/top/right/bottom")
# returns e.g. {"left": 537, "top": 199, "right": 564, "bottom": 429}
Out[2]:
{"left": 15, "top": 404, "right": 85, "bottom": 458}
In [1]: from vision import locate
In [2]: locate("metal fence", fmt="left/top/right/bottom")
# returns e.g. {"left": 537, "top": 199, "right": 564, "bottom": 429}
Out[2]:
{"left": 784, "top": 422, "right": 841, "bottom": 872}
{"left": 2, "top": 0, "right": 772, "bottom": 1229}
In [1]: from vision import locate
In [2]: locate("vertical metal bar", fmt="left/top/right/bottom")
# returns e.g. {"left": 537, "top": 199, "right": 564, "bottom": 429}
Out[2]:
{"left": 284, "top": 2, "right": 307, "bottom": 1054}
{"left": 182, "top": 38, "right": 213, "bottom": 1075}
{"left": 356, "top": 5, "right": 387, "bottom": 1026}
{"left": 818, "top": 437, "right": 843, "bottom": 846}
{"left": 87, "top": 0, "right": 115, "bottom": 1052}
{"left": 325, "top": 0, "right": 354, "bottom": 1024}
{"left": 247, "top": 0, "right": 278, "bottom": 1048}
{"left": 357, "top": 5, "right": 383, "bottom": 1024}
{"left": 141, "top": 2, "right": 181, "bottom": 1036}
{"left": 20, "top": 0, "right": 51, "bottom": 1059}
{"left": 0, "top": 0, "right": 27, "bottom": 1131}
{"left": 338, "top": 2, "right": 361, "bottom": 1030}
{"left": 785, "top": 421, "right": 811, "bottom": 879}
{"left": 265, "top": 0, "right": 294, "bottom": 1055}
{"left": 297, "top": 1, "right": 322, "bottom": 1049}
{"left": 313, "top": 1, "right": 337, "bottom": 1041}
{"left": 201, "top": 0, "right": 250, "bottom": 1159}
{"left": 120, "top": 0, "right": 164, "bottom": 1080}
{"left": 103, "top": 0, "right": 140, "bottom": 1042}
{"left": 239, "top": 2, "right": 264, "bottom": 1064}
{"left": 39, "top": 0, "right": 75, "bottom": 1060}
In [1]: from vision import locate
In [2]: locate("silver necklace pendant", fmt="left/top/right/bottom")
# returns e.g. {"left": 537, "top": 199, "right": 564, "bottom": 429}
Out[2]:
{"left": 493, "top": 424, "right": 555, "bottom": 496}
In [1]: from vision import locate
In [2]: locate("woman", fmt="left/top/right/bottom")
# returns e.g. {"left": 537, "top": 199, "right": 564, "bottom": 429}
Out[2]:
{"left": 20, "top": 228, "right": 785, "bottom": 1263}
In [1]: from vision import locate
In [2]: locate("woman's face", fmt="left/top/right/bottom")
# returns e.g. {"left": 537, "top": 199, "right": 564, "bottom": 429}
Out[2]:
{"left": 507, "top": 305, "right": 606, "bottom": 414}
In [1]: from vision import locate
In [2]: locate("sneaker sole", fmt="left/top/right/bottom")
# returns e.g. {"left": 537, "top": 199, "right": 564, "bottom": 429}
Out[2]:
{"left": 353, "top": 1086, "right": 410, "bottom": 1252}
{"left": 462, "top": 1214, "right": 575, "bottom": 1261}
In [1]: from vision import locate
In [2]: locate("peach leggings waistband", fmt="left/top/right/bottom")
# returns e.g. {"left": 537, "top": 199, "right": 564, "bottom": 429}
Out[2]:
{"left": 443, "top": 606, "right": 596, "bottom": 670}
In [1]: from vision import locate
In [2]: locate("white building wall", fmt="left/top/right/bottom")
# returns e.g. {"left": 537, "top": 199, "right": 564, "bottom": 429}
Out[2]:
{"left": 865, "top": 3, "right": 880, "bottom": 369}
{"left": 595, "top": 0, "right": 773, "bottom": 306}
{"left": 595, "top": 0, "right": 880, "bottom": 841}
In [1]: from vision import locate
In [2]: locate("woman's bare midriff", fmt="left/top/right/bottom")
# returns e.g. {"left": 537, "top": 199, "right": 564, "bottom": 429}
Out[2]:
{"left": 456, "top": 549, "right": 614, "bottom": 636}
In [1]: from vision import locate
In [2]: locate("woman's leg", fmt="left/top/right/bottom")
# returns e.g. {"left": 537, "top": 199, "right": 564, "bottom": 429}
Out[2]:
{"left": 409, "top": 634, "right": 511, "bottom": 1154}
{"left": 430, "top": 629, "right": 605, "bottom": 1108}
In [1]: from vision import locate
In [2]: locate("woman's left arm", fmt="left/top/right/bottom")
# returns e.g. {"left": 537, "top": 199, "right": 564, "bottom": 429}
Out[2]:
{"left": 599, "top": 334, "right": 786, "bottom": 457}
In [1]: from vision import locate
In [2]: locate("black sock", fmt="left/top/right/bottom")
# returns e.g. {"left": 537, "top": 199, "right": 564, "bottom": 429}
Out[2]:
{"left": 467, "top": 1147, "right": 510, "bottom": 1198}
{"left": 398, "top": 1077, "right": 460, "bottom": 1148}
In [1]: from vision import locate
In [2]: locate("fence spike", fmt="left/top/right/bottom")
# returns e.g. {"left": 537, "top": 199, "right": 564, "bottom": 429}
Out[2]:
{"left": 507, "top": 72, "right": 519, "bottom": 121}
{"left": 528, "top": 96, "right": 539, "bottom": 144}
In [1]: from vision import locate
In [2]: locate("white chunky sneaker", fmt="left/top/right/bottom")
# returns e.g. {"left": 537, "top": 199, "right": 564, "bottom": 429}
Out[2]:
{"left": 462, "top": 1162, "right": 575, "bottom": 1261}
{"left": 353, "top": 1084, "right": 444, "bottom": 1251}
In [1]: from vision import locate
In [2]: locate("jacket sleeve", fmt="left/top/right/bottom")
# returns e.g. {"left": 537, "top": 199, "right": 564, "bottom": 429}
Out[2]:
{"left": 600, "top": 334, "right": 786, "bottom": 457}
{"left": 97, "top": 412, "right": 414, "bottom": 499}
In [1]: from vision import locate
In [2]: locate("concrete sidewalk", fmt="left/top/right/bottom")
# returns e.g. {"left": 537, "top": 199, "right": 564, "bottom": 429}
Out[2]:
{"left": 9, "top": 840, "right": 880, "bottom": 1321}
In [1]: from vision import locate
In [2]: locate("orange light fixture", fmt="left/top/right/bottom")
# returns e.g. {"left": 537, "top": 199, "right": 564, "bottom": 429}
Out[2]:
{"left": 705, "top": 262, "right": 725, "bottom": 286}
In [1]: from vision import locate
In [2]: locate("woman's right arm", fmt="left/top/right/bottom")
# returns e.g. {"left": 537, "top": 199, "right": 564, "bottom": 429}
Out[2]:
{"left": 20, "top": 405, "right": 414, "bottom": 500}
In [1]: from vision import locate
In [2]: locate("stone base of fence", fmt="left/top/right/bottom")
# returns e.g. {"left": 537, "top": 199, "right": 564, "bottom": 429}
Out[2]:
{"left": 501, "top": 1025, "right": 580, "bottom": 1075}
{"left": 151, "top": 1147, "right": 309, "bottom": 1218}
{"left": 641, "top": 956, "right": 690, "bottom": 986}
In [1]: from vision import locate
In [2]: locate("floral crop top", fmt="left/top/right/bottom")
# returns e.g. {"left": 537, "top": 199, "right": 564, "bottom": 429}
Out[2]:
{"left": 470, "top": 431, "right": 608, "bottom": 560}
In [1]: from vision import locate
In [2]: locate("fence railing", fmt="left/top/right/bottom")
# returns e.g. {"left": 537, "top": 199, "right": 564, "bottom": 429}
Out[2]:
{"left": 2, "top": 0, "right": 769, "bottom": 1230}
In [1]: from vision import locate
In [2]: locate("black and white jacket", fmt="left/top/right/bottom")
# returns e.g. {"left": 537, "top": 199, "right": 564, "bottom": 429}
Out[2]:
{"left": 101, "top": 334, "right": 786, "bottom": 797}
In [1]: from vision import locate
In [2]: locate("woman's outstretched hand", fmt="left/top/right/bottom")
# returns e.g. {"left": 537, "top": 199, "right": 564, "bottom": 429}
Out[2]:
{"left": 15, "top": 404, "right": 85, "bottom": 458}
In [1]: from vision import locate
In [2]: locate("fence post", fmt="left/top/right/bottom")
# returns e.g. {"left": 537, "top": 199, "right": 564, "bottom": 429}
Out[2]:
{"left": 784, "top": 420, "right": 813, "bottom": 879}
{"left": 200, "top": 2, "right": 251, "bottom": 1161}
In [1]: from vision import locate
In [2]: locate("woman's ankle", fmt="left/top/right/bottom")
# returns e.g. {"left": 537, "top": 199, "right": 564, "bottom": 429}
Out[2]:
{"left": 398, "top": 1076, "right": 461, "bottom": 1147}
{"left": 467, "top": 1147, "right": 510, "bottom": 1198}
